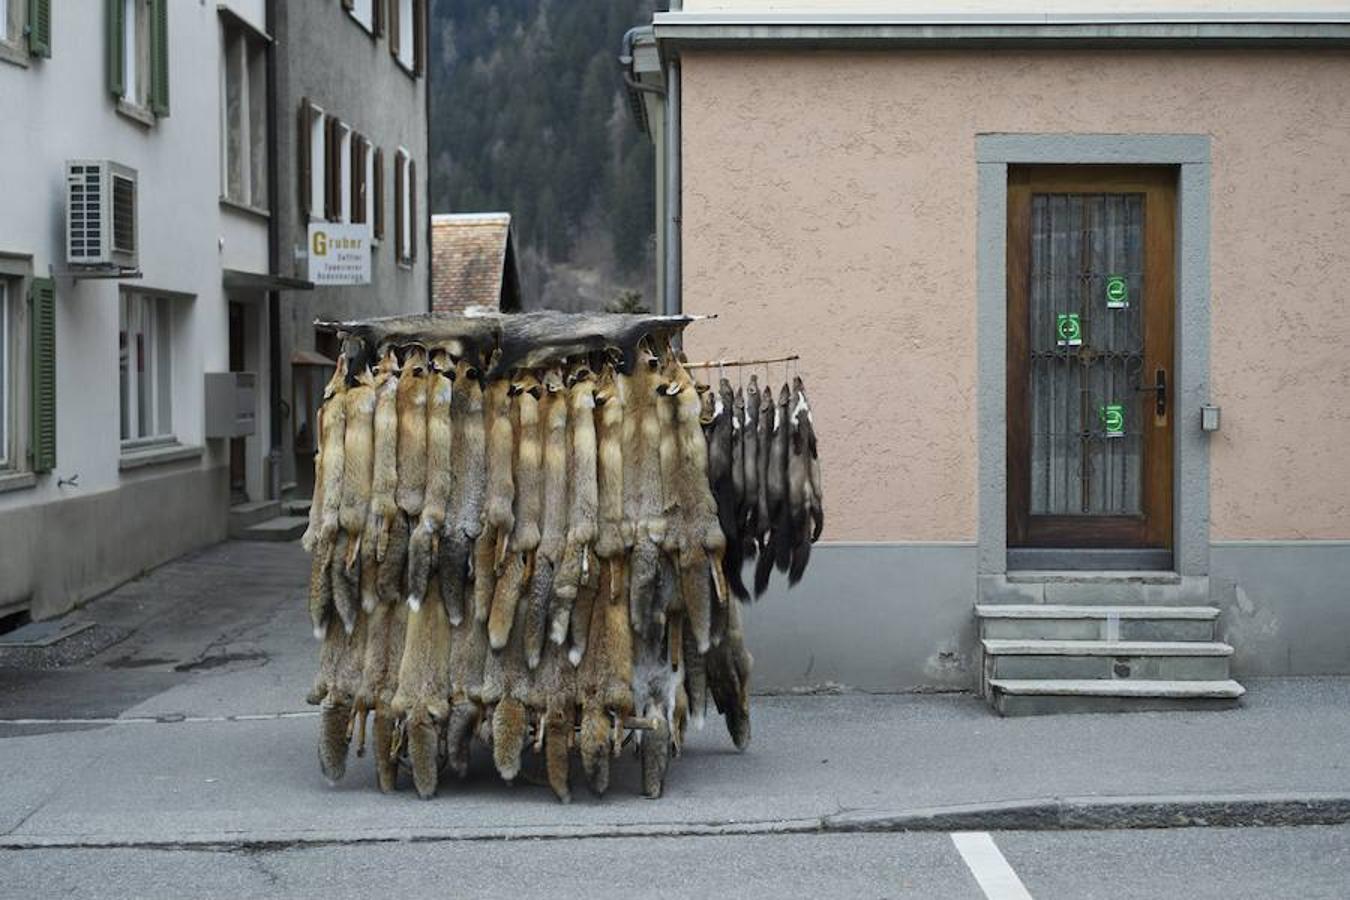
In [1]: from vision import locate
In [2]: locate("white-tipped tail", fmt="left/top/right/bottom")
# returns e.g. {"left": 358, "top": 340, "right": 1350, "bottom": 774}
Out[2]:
{"left": 406, "top": 593, "right": 422, "bottom": 612}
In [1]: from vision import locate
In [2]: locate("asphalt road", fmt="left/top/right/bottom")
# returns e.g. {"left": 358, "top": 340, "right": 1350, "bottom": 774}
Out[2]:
{"left": 3, "top": 825, "right": 1348, "bottom": 899}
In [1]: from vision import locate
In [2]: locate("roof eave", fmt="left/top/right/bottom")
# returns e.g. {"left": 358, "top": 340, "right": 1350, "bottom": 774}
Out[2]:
{"left": 652, "top": 12, "right": 1350, "bottom": 48}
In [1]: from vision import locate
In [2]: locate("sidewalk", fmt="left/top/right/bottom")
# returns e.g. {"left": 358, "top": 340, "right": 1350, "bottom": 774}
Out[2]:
{"left": 1, "top": 542, "right": 1347, "bottom": 848}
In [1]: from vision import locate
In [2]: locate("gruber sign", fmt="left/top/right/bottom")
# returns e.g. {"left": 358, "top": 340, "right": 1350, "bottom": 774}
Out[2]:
{"left": 308, "top": 223, "right": 371, "bottom": 286}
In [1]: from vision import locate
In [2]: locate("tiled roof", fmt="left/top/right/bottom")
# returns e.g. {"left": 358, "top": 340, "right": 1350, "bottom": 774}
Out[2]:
{"left": 430, "top": 213, "right": 520, "bottom": 313}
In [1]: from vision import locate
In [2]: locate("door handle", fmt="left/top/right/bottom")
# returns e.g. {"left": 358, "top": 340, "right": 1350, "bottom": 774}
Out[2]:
{"left": 1137, "top": 368, "right": 1167, "bottom": 418}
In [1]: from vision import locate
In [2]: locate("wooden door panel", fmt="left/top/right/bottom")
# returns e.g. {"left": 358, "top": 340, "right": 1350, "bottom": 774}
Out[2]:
{"left": 1008, "top": 166, "right": 1175, "bottom": 550}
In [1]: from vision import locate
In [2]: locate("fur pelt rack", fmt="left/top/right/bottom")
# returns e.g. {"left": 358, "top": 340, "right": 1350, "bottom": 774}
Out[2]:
{"left": 303, "top": 309, "right": 820, "bottom": 803}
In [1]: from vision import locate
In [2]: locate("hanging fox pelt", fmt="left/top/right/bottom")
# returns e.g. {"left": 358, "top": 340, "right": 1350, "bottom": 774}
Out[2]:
{"left": 668, "top": 361, "right": 726, "bottom": 652}
{"left": 307, "top": 357, "right": 348, "bottom": 637}
{"left": 407, "top": 348, "right": 455, "bottom": 611}
{"left": 354, "top": 596, "right": 407, "bottom": 793}
{"left": 524, "top": 368, "right": 569, "bottom": 669}
{"left": 625, "top": 345, "right": 669, "bottom": 639}
{"left": 550, "top": 362, "right": 598, "bottom": 644}
{"left": 488, "top": 371, "right": 542, "bottom": 650}
{"left": 592, "top": 364, "right": 627, "bottom": 614}
{"left": 481, "top": 375, "right": 516, "bottom": 573}
{"left": 439, "top": 357, "right": 485, "bottom": 626}
{"left": 359, "top": 347, "right": 400, "bottom": 613}
{"left": 475, "top": 376, "right": 515, "bottom": 623}
{"left": 310, "top": 608, "right": 367, "bottom": 784}
{"left": 391, "top": 574, "right": 452, "bottom": 800}
{"left": 395, "top": 345, "right": 431, "bottom": 519}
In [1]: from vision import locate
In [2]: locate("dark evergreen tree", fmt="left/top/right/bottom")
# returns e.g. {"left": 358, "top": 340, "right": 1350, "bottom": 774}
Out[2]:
{"left": 430, "top": 1, "right": 660, "bottom": 310}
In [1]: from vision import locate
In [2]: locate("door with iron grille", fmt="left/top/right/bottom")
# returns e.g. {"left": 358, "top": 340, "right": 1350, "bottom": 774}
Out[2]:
{"left": 1007, "top": 167, "right": 1175, "bottom": 551}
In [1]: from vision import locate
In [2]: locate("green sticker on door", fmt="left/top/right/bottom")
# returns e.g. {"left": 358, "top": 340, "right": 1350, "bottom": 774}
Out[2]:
{"left": 1106, "top": 275, "right": 1129, "bottom": 309}
{"left": 1056, "top": 313, "right": 1082, "bottom": 347}
{"left": 1100, "top": 404, "right": 1125, "bottom": 438}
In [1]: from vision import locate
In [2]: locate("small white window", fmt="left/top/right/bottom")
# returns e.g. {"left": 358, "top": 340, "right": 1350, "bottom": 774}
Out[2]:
{"left": 363, "top": 137, "right": 375, "bottom": 229}
{"left": 350, "top": 0, "right": 374, "bottom": 32}
{"left": 398, "top": 0, "right": 413, "bottom": 69}
{"left": 396, "top": 148, "right": 412, "bottom": 261}
{"left": 122, "top": 0, "right": 151, "bottom": 107}
{"left": 339, "top": 123, "right": 352, "bottom": 223}
{"left": 0, "top": 281, "right": 9, "bottom": 468}
{"left": 220, "top": 17, "right": 269, "bottom": 210}
{"left": 119, "top": 292, "right": 174, "bottom": 446}
{"left": 0, "top": 0, "right": 14, "bottom": 46}
{"left": 308, "top": 104, "right": 325, "bottom": 221}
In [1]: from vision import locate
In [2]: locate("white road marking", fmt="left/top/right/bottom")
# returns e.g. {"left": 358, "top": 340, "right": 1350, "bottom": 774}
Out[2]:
{"left": 952, "top": 831, "right": 1035, "bottom": 900}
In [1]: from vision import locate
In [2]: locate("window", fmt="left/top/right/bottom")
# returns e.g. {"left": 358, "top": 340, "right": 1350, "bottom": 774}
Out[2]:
{"left": 395, "top": 149, "right": 416, "bottom": 263}
{"left": 348, "top": 0, "right": 375, "bottom": 33}
{"left": 338, "top": 123, "right": 352, "bottom": 222}
{"left": 352, "top": 135, "right": 372, "bottom": 226}
{"left": 109, "top": 0, "right": 169, "bottom": 117}
{"left": 119, "top": 292, "right": 174, "bottom": 445}
{"left": 220, "top": 16, "right": 269, "bottom": 211}
{"left": 0, "top": 282, "right": 9, "bottom": 468}
{"left": 2, "top": 0, "right": 50, "bottom": 61}
{"left": 298, "top": 100, "right": 325, "bottom": 221}
{"left": 373, "top": 146, "right": 385, "bottom": 241}
{"left": 390, "top": 0, "right": 423, "bottom": 75}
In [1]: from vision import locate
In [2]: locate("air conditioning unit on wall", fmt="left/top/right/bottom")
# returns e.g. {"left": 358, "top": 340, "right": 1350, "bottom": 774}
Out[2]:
{"left": 66, "top": 160, "right": 138, "bottom": 272}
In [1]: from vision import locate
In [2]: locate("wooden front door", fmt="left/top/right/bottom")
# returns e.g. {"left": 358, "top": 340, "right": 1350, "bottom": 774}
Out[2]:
{"left": 1007, "top": 166, "right": 1175, "bottom": 550}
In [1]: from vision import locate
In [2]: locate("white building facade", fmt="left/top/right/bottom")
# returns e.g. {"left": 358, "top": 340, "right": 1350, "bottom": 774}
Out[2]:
{"left": 0, "top": 1, "right": 279, "bottom": 620}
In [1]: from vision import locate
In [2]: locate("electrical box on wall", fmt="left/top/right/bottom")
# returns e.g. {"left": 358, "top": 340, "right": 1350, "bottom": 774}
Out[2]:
{"left": 205, "top": 372, "right": 257, "bottom": 438}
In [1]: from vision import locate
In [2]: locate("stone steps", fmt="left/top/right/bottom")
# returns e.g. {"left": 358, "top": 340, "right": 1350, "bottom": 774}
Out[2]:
{"left": 975, "top": 573, "right": 1244, "bottom": 716}
{"left": 976, "top": 604, "right": 1218, "bottom": 642}
{"left": 988, "top": 678, "right": 1245, "bottom": 717}
{"left": 982, "top": 638, "right": 1234, "bottom": 682}
{"left": 233, "top": 516, "right": 308, "bottom": 542}
{"left": 227, "top": 500, "right": 281, "bottom": 538}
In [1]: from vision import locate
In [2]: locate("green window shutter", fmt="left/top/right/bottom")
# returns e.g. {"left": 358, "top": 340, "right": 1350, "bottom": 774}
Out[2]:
{"left": 27, "top": 0, "right": 52, "bottom": 57}
{"left": 29, "top": 278, "right": 56, "bottom": 474}
{"left": 106, "top": 0, "right": 124, "bottom": 97}
{"left": 149, "top": 0, "right": 170, "bottom": 116}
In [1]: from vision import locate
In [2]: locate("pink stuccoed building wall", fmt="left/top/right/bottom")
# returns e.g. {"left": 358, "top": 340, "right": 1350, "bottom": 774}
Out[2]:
{"left": 680, "top": 49, "right": 1350, "bottom": 543}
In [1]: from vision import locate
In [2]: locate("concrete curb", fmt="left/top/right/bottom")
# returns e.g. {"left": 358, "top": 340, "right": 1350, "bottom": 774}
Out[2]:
{"left": 4, "top": 792, "right": 1348, "bottom": 850}
{"left": 825, "top": 792, "right": 1350, "bottom": 832}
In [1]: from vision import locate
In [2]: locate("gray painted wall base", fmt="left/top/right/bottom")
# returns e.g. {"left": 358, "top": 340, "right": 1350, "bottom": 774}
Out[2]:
{"left": 740, "top": 542, "right": 977, "bottom": 693}
{"left": 0, "top": 465, "right": 228, "bottom": 620}
{"left": 738, "top": 540, "right": 1350, "bottom": 692}
{"left": 1211, "top": 541, "right": 1350, "bottom": 676}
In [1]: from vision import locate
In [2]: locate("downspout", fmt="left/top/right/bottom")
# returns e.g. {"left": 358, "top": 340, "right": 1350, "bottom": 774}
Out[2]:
{"left": 265, "top": 0, "right": 282, "bottom": 500}
{"left": 664, "top": 54, "right": 680, "bottom": 318}
{"left": 425, "top": 43, "right": 433, "bottom": 312}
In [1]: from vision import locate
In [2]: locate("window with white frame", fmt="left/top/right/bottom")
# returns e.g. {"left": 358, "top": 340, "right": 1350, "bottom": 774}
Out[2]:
{"left": 221, "top": 16, "right": 269, "bottom": 210}
{"left": 307, "top": 102, "right": 325, "bottom": 221}
{"left": 0, "top": 281, "right": 10, "bottom": 468}
{"left": 1, "top": 0, "right": 18, "bottom": 47}
{"left": 121, "top": 0, "right": 150, "bottom": 107}
{"left": 395, "top": 148, "right": 415, "bottom": 263}
{"left": 119, "top": 292, "right": 174, "bottom": 446}
{"left": 396, "top": 0, "right": 414, "bottom": 70}
{"left": 338, "top": 122, "right": 352, "bottom": 222}
{"left": 349, "top": 0, "right": 374, "bottom": 32}
{"left": 362, "top": 137, "right": 374, "bottom": 228}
